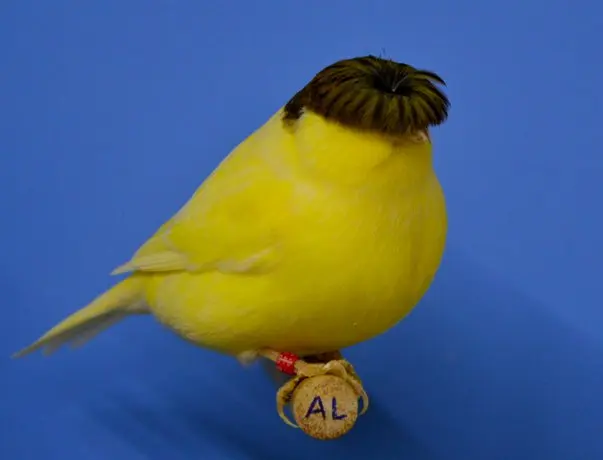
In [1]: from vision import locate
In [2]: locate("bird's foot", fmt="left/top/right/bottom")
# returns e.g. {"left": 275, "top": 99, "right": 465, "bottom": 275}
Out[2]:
{"left": 259, "top": 349, "right": 369, "bottom": 427}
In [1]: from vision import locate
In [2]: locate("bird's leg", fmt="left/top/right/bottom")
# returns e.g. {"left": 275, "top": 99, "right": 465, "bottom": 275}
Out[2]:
{"left": 301, "top": 350, "right": 364, "bottom": 388}
{"left": 258, "top": 349, "right": 369, "bottom": 423}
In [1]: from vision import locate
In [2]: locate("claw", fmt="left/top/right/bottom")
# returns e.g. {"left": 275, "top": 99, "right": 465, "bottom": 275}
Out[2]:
{"left": 276, "top": 381, "right": 300, "bottom": 428}
{"left": 320, "top": 359, "right": 369, "bottom": 415}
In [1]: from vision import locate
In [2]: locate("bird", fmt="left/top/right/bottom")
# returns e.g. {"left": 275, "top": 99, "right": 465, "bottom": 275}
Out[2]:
{"left": 14, "top": 55, "right": 450, "bottom": 389}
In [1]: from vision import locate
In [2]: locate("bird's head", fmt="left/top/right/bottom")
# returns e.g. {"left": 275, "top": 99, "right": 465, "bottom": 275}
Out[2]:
{"left": 282, "top": 55, "right": 449, "bottom": 141}
{"left": 276, "top": 56, "right": 450, "bottom": 185}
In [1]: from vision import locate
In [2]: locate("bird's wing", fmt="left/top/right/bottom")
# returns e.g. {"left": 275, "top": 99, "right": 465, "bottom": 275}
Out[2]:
{"left": 111, "top": 154, "right": 292, "bottom": 276}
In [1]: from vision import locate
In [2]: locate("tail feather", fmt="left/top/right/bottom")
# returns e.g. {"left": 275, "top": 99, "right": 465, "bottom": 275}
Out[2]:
{"left": 13, "top": 277, "right": 146, "bottom": 358}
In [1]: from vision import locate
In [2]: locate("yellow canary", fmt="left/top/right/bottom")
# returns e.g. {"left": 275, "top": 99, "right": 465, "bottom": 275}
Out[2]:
{"left": 15, "top": 55, "right": 449, "bottom": 366}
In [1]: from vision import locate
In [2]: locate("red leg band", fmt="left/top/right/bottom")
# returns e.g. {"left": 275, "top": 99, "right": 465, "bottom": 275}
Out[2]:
{"left": 276, "top": 352, "right": 299, "bottom": 375}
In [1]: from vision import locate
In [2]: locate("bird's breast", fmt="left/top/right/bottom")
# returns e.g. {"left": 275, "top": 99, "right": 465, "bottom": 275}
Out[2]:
{"left": 272, "top": 172, "right": 447, "bottom": 337}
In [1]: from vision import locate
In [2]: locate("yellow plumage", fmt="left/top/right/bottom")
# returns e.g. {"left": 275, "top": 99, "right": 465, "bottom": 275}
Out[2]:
{"left": 14, "top": 55, "right": 449, "bottom": 361}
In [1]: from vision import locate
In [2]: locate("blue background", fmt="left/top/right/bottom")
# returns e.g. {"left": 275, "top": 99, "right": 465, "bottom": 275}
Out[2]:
{"left": 2, "top": 1, "right": 602, "bottom": 459}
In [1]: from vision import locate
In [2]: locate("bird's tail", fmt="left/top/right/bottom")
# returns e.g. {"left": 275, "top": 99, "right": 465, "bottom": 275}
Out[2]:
{"left": 13, "top": 276, "right": 147, "bottom": 358}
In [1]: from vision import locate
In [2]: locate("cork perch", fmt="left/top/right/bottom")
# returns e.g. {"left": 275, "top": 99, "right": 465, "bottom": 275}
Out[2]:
{"left": 259, "top": 349, "right": 369, "bottom": 440}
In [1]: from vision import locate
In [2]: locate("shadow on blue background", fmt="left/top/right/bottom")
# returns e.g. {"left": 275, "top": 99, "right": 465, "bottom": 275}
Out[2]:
{"left": 2, "top": 1, "right": 602, "bottom": 459}
{"left": 4, "top": 251, "right": 602, "bottom": 459}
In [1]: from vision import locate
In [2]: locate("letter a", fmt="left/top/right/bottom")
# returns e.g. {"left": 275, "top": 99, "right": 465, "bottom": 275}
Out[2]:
{"left": 305, "top": 396, "right": 327, "bottom": 419}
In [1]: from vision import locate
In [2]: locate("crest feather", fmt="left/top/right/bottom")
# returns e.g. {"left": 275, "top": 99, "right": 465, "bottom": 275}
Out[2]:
{"left": 283, "top": 55, "right": 450, "bottom": 136}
